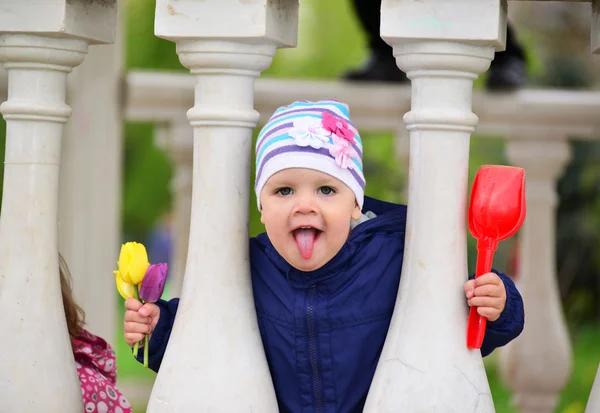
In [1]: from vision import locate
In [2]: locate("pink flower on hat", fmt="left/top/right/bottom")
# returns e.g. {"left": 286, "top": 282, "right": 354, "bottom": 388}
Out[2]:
{"left": 329, "top": 135, "right": 359, "bottom": 169}
{"left": 289, "top": 116, "right": 331, "bottom": 149}
{"left": 321, "top": 112, "right": 355, "bottom": 143}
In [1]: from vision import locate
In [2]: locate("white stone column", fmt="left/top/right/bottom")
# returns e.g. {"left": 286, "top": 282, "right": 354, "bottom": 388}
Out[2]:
{"left": 364, "top": 1, "right": 505, "bottom": 411}
{"left": 587, "top": 6, "right": 600, "bottom": 411}
{"left": 0, "top": 66, "right": 6, "bottom": 101}
{"left": 59, "top": 1, "right": 124, "bottom": 345}
{"left": 147, "top": 1, "right": 298, "bottom": 411}
{"left": 592, "top": 0, "right": 599, "bottom": 54}
{"left": 500, "top": 139, "right": 573, "bottom": 413}
{"left": 154, "top": 118, "right": 193, "bottom": 298}
{"left": 0, "top": 4, "right": 116, "bottom": 413}
{"left": 585, "top": 363, "right": 600, "bottom": 413}
{"left": 394, "top": 127, "right": 410, "bottom": 203}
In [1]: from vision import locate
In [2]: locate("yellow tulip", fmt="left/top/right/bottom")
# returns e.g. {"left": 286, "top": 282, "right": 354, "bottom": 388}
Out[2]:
{"left": 115, "top": 271, "right": 135, "bottom": 300}
{"left": 116, "top": 242, "right": 150, "bottom": 284}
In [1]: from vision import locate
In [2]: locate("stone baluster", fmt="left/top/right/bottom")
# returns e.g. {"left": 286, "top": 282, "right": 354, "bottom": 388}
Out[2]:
{"left": 59, "top": 1, "right": 124, "bottom": 344}
{"left": 154, "top": 117, "right": 193, "bottom": 298}
{"left": 147, "top": 1, "right": 298, "bottom": 411}
{"left": 592, "top": 0, "right": 599, "bottom": 54}
{"left": 585, "top": 363, "right": 600, "bottom": 413}
{"left": 364, "top": 1, "right": 505, "bottom": 411}
{"left": 501, "top": 138, "right": 573, "bottom": 413}
{"left": 586, "top": 5, "right": 600, "bottom": 411}
{"left": 394, "top": 126, "right": 410, "bottom": 203}
{"left": 593, "top": 9, "right": 600, "bottom": 405}
{"left": 0, "top": 2, "right": 117, "bottom": 412}
{"left": 0, "top": 66, "right": 6, "bottom": 101}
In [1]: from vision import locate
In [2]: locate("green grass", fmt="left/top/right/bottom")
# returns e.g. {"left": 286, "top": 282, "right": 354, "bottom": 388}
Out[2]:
{"left": 487, "top": 324, "right": 600, "bottom": 413}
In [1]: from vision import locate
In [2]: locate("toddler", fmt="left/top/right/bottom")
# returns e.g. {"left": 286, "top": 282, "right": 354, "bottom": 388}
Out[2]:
{"left": 124, "top": 100, "right": 524, "bottom": 413}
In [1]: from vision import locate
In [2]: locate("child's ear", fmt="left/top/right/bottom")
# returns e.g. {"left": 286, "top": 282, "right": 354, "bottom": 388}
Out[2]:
{"left": 351, "top": 202, "right": 362, "bottom": 221}
{"left": 258, "top": 193, "right": 265, "bottom": 224}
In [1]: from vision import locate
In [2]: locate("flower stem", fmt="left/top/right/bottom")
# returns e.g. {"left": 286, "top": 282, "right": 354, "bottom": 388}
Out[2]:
{"left": 144, "top": 334, "right": 150, "bottom": 367}
{"left": 133, "top": 284, "right": 140, "bottom": 358}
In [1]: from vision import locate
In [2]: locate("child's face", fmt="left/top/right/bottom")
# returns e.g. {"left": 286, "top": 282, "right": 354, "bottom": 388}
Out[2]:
{"left": 260, "top": 168, "right": 362, "bottom": 272}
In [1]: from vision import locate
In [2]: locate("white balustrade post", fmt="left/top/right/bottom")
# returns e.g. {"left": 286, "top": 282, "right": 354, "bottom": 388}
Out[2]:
{"left": 394, "top": 127, "right": 410, "bottom": 203}
{"left": 364, "top": 1, "right": 506, "bottom": 411}
{"left": 148, "top": 1, "right": 298, "bottom": 411}
{"left": 59, "top": 1, "right": 124, "bottom": 344}
{"left": 587, "top": 5, "right": 600, "bottom": 410}
{"left": 583, "top": 6, "right": 600, "bottom": 412}
{"left": 585, "top": 363, "right": 600, "bottom": 413}
{"left": 592, "top": 0, "right": 599, "bottom": 54}
{"left": 154, "top": 118, "right": 193, "bottom": 298}
{"left": 0, "top": 66, "right": 6, "bottom": 101}
{"left": 501, "top": 139, "right": 573, "bottom": 413}
{"left": 0, "top": 2, "right": 117, "bottom": 412}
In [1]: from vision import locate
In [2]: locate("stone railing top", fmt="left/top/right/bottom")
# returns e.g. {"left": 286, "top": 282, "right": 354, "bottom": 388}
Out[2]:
{"left": 1, "top": 65, "right": 599, "bottom": 141}
{"left": 125, "top": 70, "right": 600, "bottom": 140}
{"left": 0, "top": 0, "right": 117, "bottom": 44}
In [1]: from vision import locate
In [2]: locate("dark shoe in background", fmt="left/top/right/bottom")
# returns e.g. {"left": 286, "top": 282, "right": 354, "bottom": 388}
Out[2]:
{"left": 486, "top": 54, "right": 527, "bottom": 91}
{"left": 343, "top": 50, "right": 527, "bottom": 92}
{"left": 342, "top": 52, "right": 408, "bottom": 83}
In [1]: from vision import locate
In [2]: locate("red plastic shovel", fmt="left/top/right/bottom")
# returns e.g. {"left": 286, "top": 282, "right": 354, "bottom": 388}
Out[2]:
{"left": 467, "top": 165, "right": 526, "bottom": 349}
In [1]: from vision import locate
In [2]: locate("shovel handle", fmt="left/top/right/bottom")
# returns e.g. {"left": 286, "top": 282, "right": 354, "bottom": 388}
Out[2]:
{"left": 467, "top": 244, "right": 496, "bottom": 349}
{"left": 467, "top": 306, "right": 487, "bottom": 349}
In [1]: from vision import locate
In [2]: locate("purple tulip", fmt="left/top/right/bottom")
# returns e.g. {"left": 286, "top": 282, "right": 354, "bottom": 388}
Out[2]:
{"left": 139, "top": 263, "right": 168, "bottom": 303}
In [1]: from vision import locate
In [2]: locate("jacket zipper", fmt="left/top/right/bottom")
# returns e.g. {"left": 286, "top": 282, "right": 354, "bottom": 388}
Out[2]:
{"left": 307, "top": 284, "right": 323, "bottom": 413}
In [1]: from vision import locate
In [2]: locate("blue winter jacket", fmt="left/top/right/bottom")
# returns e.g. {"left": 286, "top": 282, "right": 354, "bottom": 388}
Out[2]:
{"left": 140, "top": 197, "right": 525, "bottom": 413}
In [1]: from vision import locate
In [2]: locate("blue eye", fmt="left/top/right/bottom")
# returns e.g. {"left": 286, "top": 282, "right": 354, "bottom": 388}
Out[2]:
{"left": 318, "top": 186, "right": 335, "bottom": 195}
{"left": 276, "top": 187, "right": 293, "bottom": 196}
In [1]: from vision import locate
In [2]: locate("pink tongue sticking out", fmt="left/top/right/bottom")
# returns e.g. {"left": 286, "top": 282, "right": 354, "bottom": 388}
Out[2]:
{"left": 294, "top": 228, "right": 317, "bottom": 259}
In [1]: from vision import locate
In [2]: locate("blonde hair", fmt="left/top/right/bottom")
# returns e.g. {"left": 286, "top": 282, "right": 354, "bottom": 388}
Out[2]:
{"left": 59, "top": 254, "right": 85, "bottom": 339}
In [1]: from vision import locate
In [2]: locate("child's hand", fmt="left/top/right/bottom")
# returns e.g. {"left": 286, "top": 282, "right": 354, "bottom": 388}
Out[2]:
{"left": 463, "top": 272, "right": 507, "bottom": 322}
{"left": 123, "top": 298, "right": 160, "bottom": 348}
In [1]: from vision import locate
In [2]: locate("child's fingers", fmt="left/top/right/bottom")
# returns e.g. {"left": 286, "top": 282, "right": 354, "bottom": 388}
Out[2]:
{"left": 476, "top": 306, "right": 500, "bottom": 321}
{"left": 468, "top": 296, "right": 504, "bottom": 310}
{"left": 124, "top": 321, "right": 153, "bottom": 335}
{"left": 473, "top": 284, "right": 504, "bottom": 298}
{"left": 467, "top": 274, "right": 506, "bottom": 323}
{"left": 124, "top": 332, "right": 146, "bottom": 348}
{"left": 464, "top": 280, "right": 476, "bottom": 298}
{"left": 139, "top": 303, "right": 160, "bottom": 326}
{"left": 125, "top": 298, "right": 143, "bottom": 311}
{"left": 124, "top": 309, "right": 151, "bottom": 324}
{"left": 474, "top": 272, "right": 502, "bottom": 287}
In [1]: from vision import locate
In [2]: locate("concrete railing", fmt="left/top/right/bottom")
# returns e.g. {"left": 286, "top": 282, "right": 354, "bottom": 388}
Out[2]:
{"left": 125, "top": 69, "right": 600, "bottom": 412}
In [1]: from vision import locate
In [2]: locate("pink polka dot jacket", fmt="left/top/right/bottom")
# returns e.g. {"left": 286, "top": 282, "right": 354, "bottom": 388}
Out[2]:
{"left": 73, "top": 328, "right": 133, "bottom": 413}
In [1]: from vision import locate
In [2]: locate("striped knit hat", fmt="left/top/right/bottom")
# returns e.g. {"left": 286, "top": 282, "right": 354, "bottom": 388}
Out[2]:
{"left": 254, "top": 100, "right": 365, "bottom": 210}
